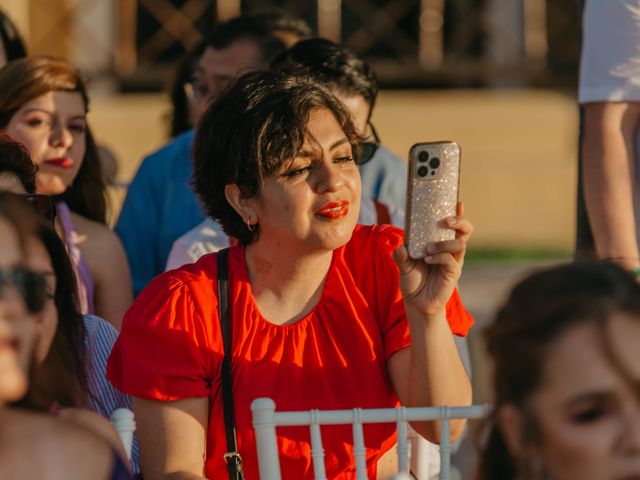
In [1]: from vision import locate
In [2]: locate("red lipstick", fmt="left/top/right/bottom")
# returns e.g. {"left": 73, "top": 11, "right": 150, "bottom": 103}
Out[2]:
{"left": 317, "top": 200, "right": 350, "bottom": 219}
{"left": 44, "top": 157, "right": 73, "bottom": 169}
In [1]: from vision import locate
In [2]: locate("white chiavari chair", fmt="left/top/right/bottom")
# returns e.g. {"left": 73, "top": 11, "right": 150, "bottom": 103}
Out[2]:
{"left": 251, "top": 398, "right": 490, "bottom": 480}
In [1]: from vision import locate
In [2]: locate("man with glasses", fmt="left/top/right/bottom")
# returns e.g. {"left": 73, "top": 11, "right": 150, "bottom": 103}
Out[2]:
{"left": 116, "top": 15, "right": 287, "bottom": 296}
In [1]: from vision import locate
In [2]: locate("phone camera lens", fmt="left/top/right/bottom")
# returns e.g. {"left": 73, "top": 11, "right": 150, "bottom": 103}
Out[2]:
{"left": 418, "top": 151, "right": 429, "bottom": 163}
{"left": 429, "top": 157, "right": 440, "bottom": 169}
{"left": 418, "top": 166, "right": 429, "bottom": 177}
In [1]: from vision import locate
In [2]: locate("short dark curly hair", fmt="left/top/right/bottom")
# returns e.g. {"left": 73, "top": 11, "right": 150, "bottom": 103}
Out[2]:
{"left": 192, "top": 66, "right": 360, "bottom": 245}
{"left": 0, "top": 135, "right": 37, "bottom": 193}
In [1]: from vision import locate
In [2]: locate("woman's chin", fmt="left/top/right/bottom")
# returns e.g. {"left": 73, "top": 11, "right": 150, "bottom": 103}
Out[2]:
{"left": 36, "top": 175, "right": 70, "bottom": 196}
{"left": 0, "top": 366, "right": 28, "bottom": 403}
{"left": 316, "top": 225, "right": 355, "bottom": 251}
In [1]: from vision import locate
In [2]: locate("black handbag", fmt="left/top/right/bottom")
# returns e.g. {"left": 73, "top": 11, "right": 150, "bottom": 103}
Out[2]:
{"left": 217, "top": 248, "right": 244, "bottom": 480}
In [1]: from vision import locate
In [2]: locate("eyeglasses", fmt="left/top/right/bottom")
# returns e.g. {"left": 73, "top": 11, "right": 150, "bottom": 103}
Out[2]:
{"left": 355, "top": 122, "right": 381, "bottom": 165}
{"left": 24, "top": 194, "right": 56, "bottom": 225}
{"left": 0, "top": 266, "right": 51, "bottom": 314}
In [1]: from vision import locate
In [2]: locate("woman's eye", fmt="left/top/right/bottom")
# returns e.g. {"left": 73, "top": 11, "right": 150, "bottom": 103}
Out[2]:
{"left": 282, "top": 165, "right": 313, "bottom": 177}
{"left": 334, "top": 155, "right": 354, "bottom": 164}
{"left": 25, "top": 117, "right": 48, "bottom": 127}
{"left": 570, "top": 405, "right": 609, "bottom": 423}
{"left": 69, "top": 123, "right": 86, "bottom": 134}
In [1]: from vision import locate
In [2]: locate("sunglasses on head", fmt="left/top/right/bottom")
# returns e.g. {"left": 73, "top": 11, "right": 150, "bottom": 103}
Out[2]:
{"left": 24, "top": 194, "right": 56, "bottom": 225}
{"left": 0, "top": 266, "right": 51, "bottom": 314}
{"left": 355, "top": 122, "right": 381, "bottom": 166}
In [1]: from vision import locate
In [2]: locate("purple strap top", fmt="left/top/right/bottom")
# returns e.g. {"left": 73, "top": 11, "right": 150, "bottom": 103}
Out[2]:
{"left": 56, "top": 202, "right": 96, "bottom": 315}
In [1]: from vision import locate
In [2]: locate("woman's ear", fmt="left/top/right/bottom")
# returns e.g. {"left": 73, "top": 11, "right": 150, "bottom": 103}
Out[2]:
{"left": 496, "top": 403, "right": 526, "bottom": 459}
{"left": 224, "top": 183, "right": 256, "bottom": 225}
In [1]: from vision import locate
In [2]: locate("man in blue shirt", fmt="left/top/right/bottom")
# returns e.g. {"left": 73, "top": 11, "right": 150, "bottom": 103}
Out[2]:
{"left": 116, "top": 15, "right": 286, "bottom": 295}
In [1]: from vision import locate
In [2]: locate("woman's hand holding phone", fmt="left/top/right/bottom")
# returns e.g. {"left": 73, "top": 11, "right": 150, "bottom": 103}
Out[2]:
{"left": 394, "top": 202, "right": 473, "bottom": 318}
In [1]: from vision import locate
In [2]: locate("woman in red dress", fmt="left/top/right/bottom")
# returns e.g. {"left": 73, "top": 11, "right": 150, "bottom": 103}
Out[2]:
{"left": 108, "top": 67, "right": 474, "bottom": 480}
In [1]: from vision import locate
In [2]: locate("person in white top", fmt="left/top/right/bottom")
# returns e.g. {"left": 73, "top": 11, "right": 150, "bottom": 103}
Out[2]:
{"left": 579, "top": 0, "right": 640, "bottom": 273}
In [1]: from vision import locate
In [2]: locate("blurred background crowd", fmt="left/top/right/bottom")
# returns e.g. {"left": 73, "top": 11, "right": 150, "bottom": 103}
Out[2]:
{"left": 0, "top": 0, "right": 582, "bottom": 251}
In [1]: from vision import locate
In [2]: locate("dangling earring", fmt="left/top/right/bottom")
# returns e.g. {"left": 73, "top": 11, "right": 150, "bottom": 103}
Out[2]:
{"left": 246, "top": 218, "right": 256, "bottom": 232}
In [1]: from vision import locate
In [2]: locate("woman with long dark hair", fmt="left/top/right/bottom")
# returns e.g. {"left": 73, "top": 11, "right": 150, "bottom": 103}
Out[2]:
{"left": 478, "top": 262, "right": 640, "bottom": 480}
{"left": 0, "top": 192, "right": 132, "bottom": 479}
{"left": 0, "top": 56, "right": 132, "bottom": 329}
{"left": 18, "top": 219, "right": 140, "bottom": 474}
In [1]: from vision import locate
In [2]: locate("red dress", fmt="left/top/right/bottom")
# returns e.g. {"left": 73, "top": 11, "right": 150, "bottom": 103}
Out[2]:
{"left": 107, "top": 225, "right": 473, "bottom": 479}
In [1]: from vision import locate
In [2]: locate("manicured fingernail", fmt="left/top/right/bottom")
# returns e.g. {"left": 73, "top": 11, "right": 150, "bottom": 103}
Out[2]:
{"left": 448, "top": 217, "right": 458, "bottom": 225}
{"left": 427, "top": 243, "right": 437, "bottom": 253}
{"left": 424, "top": 255, "right": 434, "bottom": 262}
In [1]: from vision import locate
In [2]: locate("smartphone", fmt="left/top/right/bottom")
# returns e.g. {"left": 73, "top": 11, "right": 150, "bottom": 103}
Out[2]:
{"left": 405, "top": 141, "right": 461, "bottom": 259}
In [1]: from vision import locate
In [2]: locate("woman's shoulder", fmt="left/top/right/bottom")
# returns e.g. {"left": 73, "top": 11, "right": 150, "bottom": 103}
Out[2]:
{"left": 132, "top": 250, "right": 222, "bottom": 315}
{"left": 83, "top": 314, "right": 118, "bottom": 356}
{"left": 69, "top": 212, "right": 120, "bottom": 250}
{"left": 84, "top": 314, "right": 117, "bottom": 335}
{"left": 339, "top": 225, "right": 404, "bottom": 285}
{"left": 68, "top": 213, "right": 128, "bottom": 278}
{"left": 348, "top": 224, "right": 404, "bottom": 254}
{"left": 0, "top": 409, "right": 116, "bottom": 479}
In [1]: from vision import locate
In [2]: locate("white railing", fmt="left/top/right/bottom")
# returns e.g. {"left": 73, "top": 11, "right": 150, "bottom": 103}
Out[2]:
{"left": 251, "top": 398, "right": 491, "bottom": 480}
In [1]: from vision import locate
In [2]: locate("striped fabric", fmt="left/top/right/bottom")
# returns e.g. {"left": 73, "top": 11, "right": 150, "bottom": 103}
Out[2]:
{"left": 84, "top": 315, "right": 141, "bottom": 475}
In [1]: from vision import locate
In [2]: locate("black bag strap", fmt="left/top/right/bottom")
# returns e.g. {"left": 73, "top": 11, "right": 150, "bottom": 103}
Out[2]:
{"left": 216, "top": 248, "right": 243, "bottom": 480}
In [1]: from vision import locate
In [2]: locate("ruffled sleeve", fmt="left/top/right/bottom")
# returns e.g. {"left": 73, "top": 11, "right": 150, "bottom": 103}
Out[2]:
{"left": 107, "top": 269, "right": 218, "bottom": 400}
{"left": 355, "top": 225, "right": 475, "bottom": 360}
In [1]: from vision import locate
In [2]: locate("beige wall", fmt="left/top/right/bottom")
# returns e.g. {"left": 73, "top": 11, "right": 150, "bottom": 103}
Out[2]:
{"left": 0, "top": 0, "right": 115, "bottom": 73}
{"left": 0, "top": 0, "right": 30, "bottom": 42}
{"left": 373, "top": 89, "right": 578, "bottom": 250}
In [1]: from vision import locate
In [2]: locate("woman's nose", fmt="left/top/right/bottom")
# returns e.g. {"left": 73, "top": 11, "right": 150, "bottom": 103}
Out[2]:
{"left": 620, "top": 403, "right": 640, "bottom": 454}
{"left": 316, "top": 160, "right": 344, "bottom": 193}
{"left": 49, "top": 124, "right": 73, "bottom": 149}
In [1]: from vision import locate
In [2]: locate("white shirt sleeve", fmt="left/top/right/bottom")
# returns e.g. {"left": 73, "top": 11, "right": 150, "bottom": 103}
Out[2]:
{"left": 579, "top": 0, "right": 640, "bottom": 103}
{"left": 165, "top": 218, "right": 230, "bottom": 271}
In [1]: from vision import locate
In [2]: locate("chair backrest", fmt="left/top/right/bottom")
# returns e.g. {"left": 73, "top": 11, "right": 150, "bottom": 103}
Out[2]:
{"left": 251, "top": 398, "right": 490, "bottom": 480}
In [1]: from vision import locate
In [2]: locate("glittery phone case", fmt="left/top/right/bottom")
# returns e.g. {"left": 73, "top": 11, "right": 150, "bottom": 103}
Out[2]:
{"left": 405, "top": 141, "right": 461, "bottom": 259}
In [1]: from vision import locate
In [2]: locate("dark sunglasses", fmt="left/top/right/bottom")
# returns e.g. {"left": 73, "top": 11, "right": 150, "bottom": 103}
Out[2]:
{"left": 24, "top": 194, "right": 56, "bottom": 224}
{"left": 355, "top": 122, "right": 381, "bottom": 165}
{"left": 0, "top": 266, "right": 51, "bottom": 314}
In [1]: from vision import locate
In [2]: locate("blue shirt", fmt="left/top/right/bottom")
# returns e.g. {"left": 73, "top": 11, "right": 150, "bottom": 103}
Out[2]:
{"left": 84, "top": 314, "right": 140, "bottom": 474}
{"left": 359, "top": 144, "right": 407, "bottom": 213}
{"left": 116, "top": 130, "right": 205, "bottom": 295}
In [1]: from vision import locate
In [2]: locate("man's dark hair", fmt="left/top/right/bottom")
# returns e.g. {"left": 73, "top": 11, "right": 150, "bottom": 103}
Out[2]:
{"left": 192, "top": 66, "right": 359, "bottom": 245}
{"left": 202, "top": 14, "right": 287, "bottom": 68}
{"left": 167, "top": 13, "right": 291, "bottom": 137}
{"left": 271, "top": 38, "right": 379, "bottom": 112}
{"left": 251, "top": 10, "right": 312, "bottom": 45}
{"left": 0, "top": 135, "right": 37, "bottom": 193}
